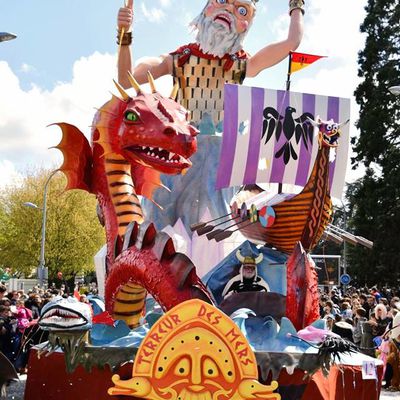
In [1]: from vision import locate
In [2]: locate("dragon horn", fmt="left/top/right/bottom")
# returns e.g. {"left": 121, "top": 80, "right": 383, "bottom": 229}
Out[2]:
{"left": 170, "top": 83, "right": 179, "bottom": 100}
{"left": 127, "top": 71, "right": 142, "bottom": 94}
{"left": 113, "top": 79, "right": 130, "bottom": 101}
{"left": 236, "top": 250, "right": 245, "bottom": 263}
{"left": 147, "top": 71, "right": 157, "bottom": 93}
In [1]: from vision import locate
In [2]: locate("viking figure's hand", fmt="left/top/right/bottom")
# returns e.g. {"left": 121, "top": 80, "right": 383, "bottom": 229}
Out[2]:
{"left": 118, "top": 0, "right": 134, "bottom": 33}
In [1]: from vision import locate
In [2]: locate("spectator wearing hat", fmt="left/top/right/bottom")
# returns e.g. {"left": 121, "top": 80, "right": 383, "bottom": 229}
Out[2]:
{"left": 371, "top": 304, "right": 391, "bottom": 338}
{"left": 324, "top": 314, "right": 335, "bottom": 331}
{"left": 332, "top": 315, "right": 354, "bottom": 342}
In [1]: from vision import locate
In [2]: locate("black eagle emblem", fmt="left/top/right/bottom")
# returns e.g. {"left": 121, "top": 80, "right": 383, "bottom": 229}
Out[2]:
{"left": 261, "top": 106, "right": 315, "bottom": 165}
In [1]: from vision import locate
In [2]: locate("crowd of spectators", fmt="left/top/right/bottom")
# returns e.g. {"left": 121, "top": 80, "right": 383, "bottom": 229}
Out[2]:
{"left": 1, "top": 280, "right": 400, "bottom": 392}
{"left": 319, "top": 285, "right": 400, "bottom": 391}
{"left": 0, "top": 282, "right": 95, "bottom": 374}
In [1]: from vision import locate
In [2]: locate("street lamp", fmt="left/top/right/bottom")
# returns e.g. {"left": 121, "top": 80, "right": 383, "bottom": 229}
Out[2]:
{"left": 24, "top": 170, "right": 58, "bottom": 287}
{"left": 0, "top": 32, "right": 17, "bottom": 43}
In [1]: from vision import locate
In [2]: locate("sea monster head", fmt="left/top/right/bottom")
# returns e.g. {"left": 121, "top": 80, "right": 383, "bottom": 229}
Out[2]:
{"left": 39, "top": 296, "right": 92, "bottom": 331}
{"left": 308, "top": 117, "right": 349, "bottom": 148}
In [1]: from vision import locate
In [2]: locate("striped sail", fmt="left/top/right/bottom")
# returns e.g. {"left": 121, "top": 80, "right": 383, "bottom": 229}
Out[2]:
{"left": 216, "top": 84, "right": 351, "bottom": 200}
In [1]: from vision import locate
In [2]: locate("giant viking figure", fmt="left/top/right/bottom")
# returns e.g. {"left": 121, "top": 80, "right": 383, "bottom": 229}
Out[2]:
{"left": 117, "top": 0, "right": 305, "bottom": 233}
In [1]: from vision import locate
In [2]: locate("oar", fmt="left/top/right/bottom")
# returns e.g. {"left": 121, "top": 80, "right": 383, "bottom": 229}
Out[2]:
{"left": 190, "top": 212, "right": 232, "bottom": 232}
{"left": 206, "top": 218, "right": 250, "bottom": 240}
{"left": 214, "top": 221, "right": 258, "bottom": 242}
{"left": 196, "top": 217, "right": 234, "bottom": 236}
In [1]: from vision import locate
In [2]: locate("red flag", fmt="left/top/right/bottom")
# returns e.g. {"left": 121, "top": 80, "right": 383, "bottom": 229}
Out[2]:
{"left": 290, "top": 51, "right": 326, "bottom": 73}
{"left": 73, "top": 290, "right": 81, "bottom": 301}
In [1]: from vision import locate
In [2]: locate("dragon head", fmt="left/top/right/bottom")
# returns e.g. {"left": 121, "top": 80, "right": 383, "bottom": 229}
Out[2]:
{"left": 109, "top": 73, "right": 198, "bottom": 175}
{"left": 308, "top": 117, "right": 349, "bottom": 148}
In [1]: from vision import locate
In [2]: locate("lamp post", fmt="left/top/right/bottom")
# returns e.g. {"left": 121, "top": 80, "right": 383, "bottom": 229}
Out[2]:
{"left": 341, "top": 201, "right": 347, "bottom": 277}
{"left": 24, "top": 170, "right": 58, "bottom": 287}
{"left": 0, "top": 32, "right": 17, "bottom": 43}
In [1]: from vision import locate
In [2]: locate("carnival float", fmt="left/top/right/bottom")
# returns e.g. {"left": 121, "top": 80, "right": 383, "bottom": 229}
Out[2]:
{"left": 23, "top": 1, "right": 385, "bottom": 399}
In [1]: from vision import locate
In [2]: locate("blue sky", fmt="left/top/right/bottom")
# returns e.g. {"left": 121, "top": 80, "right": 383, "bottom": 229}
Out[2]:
{"left": 0, "top": 0, "right": 367, "bottom": 187}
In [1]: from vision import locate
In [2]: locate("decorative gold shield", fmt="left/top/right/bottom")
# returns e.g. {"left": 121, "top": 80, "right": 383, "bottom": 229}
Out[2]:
{"left": 108, "top": 299, "right": 280, "bottom": 400}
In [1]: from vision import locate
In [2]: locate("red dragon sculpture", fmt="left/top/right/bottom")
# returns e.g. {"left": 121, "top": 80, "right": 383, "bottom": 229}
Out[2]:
{"left": 54, "top": 72, "right": 212, "bottom": 328}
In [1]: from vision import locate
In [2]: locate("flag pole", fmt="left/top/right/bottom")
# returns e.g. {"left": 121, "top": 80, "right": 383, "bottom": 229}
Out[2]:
{"left": 286, "top": 51, "right": 292, "bottom": 91}
{"left": 278, "top": 52, "right": 293, "bottom": 195}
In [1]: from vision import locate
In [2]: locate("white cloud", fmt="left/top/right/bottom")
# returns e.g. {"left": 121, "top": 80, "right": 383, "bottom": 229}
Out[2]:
{"left": 20, "top": 63, "right": 35, "bottom": 73}
{"left": 0, "top": 53, "right": 118, "bottom": 173}
{"left": 159, "top": 0, "right": 171, "bottom": 7}
{"left": 140, "top": 4, "right": 166, "bottom": 23}
{"left": 304, "top": 0, "right": 366, "bottom": 60}
{"left": 0, "top": 160, "right": 23, "bottom": 189}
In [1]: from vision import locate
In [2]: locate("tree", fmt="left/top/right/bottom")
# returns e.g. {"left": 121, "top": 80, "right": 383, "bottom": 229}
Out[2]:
{"left": 0, "top": 169, "right": 104, "bottom": 281}
{"left": 347, "top": 0, "right": 400, "bottom": 286}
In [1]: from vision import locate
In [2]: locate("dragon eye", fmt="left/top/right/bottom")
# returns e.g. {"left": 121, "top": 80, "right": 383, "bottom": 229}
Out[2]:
{"left": 237, "top": 6, "right": 248, "bottom": 16}
{"left": 326, "top": 124, "right": 333, "bottom": 131}
{"left": 216, "top": 0, "right": 227, "bottom": 4}
{"left": 125, "top": 111, "right": 139, "bottom": 122}
{"left": 332, "top": 124, "right": 339, "bottom": 131}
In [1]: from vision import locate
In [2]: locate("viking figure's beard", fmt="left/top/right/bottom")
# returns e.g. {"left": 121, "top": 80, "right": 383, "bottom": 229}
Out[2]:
{"left": 191, "top": 10, "right": 249, "bottom": 57}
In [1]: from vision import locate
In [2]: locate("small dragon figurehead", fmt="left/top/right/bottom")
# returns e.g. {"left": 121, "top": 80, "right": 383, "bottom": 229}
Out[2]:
{"left": 39, "top": 296, "right": 92, "bottom": 331}
{"left": 109, "top": 72, "right": 198, "bottom": 175}
{"left": 308, "top": 117, "right": 349, "bottom": 148}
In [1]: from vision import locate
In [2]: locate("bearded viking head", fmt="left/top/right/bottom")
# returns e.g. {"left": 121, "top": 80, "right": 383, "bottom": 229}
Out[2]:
{"left": 191, "top": 0, "right": 258, "bottom": 57}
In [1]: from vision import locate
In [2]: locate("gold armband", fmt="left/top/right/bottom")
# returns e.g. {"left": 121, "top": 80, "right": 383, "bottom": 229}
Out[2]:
{"left": 117, "top": 30, "right": 132, "bottom": 46}
{"left": 289, "top": 0, "right": 305, "bottom": 15}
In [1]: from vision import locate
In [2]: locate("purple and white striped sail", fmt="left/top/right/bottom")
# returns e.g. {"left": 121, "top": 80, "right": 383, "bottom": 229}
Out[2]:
{"left": 216, "top": 84, "right": 351, "bottom": 200}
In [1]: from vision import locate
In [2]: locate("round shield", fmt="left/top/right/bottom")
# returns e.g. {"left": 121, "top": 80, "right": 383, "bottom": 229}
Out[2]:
{"left": 258, "top": 206, "right": 276, "bottom": 227}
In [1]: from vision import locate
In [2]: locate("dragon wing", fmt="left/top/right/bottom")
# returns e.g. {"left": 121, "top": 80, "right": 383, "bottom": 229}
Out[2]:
{"left": 51, "top": 123, "right": 93, "bottom": 192}
{"left": 294, "top": 112, "right": 315, "bottom": 150}
{"left": 262, "top": 107, "right": 283, "bottom": 144}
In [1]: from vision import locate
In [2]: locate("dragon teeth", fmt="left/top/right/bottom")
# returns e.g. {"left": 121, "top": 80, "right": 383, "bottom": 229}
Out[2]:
{"left": 149, "top": 147, "right": 153, "bottom": 151}
{"left": 168, "top": 152, "right": 174, "bottom": 160}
